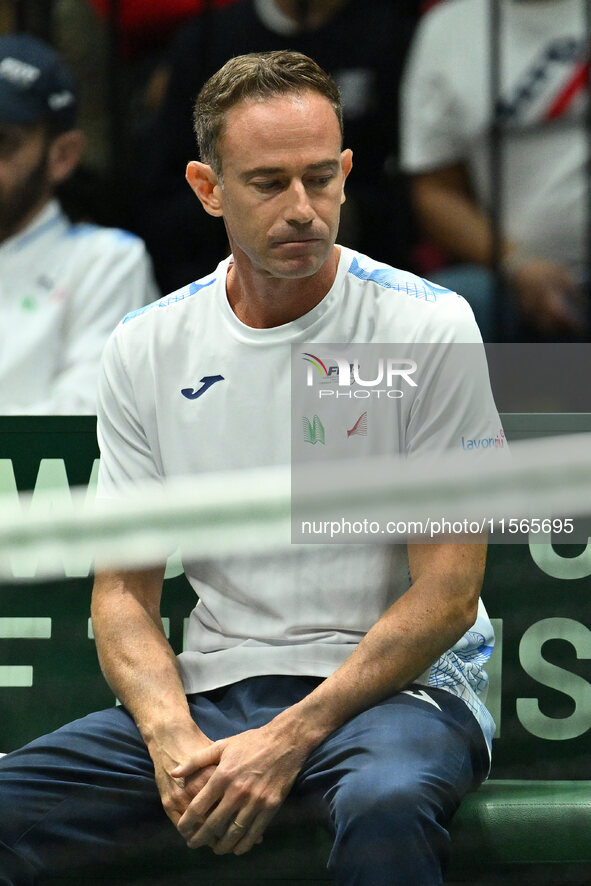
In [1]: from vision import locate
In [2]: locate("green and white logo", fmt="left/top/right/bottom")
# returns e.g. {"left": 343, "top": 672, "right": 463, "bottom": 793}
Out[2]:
{"left": 302, "top": 414, "right": 325, "bottom": 445}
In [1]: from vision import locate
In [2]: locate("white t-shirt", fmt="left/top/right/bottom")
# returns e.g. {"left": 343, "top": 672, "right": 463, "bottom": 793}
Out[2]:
{"left": 0, "top": 199, "right": 159, "bottom": 414}
{"left": 401, "top": 0, "right": 586, "bottom": 279}
{"left": 97, "top": 246, "right": 502, "bottom": 750}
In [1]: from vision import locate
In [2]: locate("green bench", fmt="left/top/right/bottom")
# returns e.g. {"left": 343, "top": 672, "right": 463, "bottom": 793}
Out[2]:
{"left": 36, "top": 780, "right": 591, "bottom": 884}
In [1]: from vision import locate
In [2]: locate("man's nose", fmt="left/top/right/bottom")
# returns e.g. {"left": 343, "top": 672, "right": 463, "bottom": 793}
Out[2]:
{"left": 284, "top": 180, "right": 315, "bottom": 225}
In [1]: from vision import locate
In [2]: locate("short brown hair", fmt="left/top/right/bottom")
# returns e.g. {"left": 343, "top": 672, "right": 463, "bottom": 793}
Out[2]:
{"left": 193, "top": 50, "right": 343, "bottom": 177}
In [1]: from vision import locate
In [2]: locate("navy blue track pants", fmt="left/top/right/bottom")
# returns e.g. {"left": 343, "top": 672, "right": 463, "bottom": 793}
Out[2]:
{"left": 0, "top": 676, "right": 489, "bottom": 885}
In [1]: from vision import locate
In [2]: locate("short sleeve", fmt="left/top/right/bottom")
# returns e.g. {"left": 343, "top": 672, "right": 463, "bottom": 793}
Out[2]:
{"left": 96, "top": 327, "right": 161, "bottom": 499}
{"left": 405, "top": 299, "right": 505, "bottom": 459}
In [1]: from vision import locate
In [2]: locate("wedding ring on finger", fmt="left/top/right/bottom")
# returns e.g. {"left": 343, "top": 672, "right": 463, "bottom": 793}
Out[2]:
{"left": 232, "top": 819, "right": 247, "bottom": 830}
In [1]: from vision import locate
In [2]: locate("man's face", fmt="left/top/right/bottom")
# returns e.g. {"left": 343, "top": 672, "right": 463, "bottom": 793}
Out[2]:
{"left": 0, "top": 123, "right": 52, "bottom": 242}
{"left": 213, "top": 90, "right": 352, "bottom": 281}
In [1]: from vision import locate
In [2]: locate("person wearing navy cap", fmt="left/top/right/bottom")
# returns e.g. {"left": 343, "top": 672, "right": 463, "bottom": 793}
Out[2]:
{"left": 0, "top": 34, "right": 159, "bottom": 414}
{"left": 0, "top": 32, "right": 78, "bottom": 133}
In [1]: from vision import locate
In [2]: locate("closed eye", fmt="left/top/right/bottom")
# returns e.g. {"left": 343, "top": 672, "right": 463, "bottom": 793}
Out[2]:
{"left": 308, "top": 175, "right": 335, "bottom": 188}
{"left": 251, "top": 172, "right": 337, "bottom": 195}
{"left": 252, "top": 180, "right": 283, "bottom": 193}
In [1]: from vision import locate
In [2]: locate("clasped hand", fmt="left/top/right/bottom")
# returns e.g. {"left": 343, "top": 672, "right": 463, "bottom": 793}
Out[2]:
{"left": 170, "top": 724, "right": 305, "bottom": 856}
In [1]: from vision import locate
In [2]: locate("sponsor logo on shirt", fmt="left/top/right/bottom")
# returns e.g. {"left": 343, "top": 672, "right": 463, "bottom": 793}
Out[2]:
{"left": 461, "top": 429, "right": 505, "bottom": 451}
{"left": 303, "top": 415, "right": 325, "bottom": 445}
{"left": 347, "top": 411, "right": 368, "bottom": 438}
{"left": 181, "top": 374, "right": 224, "bottom": 400}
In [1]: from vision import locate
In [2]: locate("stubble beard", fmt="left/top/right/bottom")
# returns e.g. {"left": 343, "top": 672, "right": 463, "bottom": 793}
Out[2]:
{"left": 0, "top": 141, "right": 51, "bottom": 243}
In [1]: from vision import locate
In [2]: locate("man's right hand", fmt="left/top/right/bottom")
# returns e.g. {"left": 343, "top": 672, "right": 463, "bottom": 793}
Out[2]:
{"left": 91, "top": 569, "right": 222, "bottom": 835}
{"left": 149, "top": 725, "right": 218, "bottom": 829}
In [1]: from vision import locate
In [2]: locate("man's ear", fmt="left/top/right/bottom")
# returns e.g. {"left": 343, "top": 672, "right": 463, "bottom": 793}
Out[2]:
{"left": 48, "top": 130, "right": 85, "bottom": 186}
{"left": 340, "top": 148, "right": 353, "bottom": 205}
{"left": 186, "top": 161, "right": 224, "bottom": 217}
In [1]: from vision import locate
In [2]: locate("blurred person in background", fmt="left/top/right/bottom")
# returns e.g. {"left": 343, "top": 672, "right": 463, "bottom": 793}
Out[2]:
{"left": 51, "top": 0, "right": 242, "bottom": 226}
{"left": 0, "top": 33, "right": 159, "bottom": 414}
{"left": 401, "top": 0, "right": 588, "bottom": 341}
{"left": 87, "top": 0, "right": 244, "bottom": 59}
{"left": 63, "top": 0, "right": 245, "bottom": 222}
{"left": 132, "top": 0, "right": 419, "bottom": 292}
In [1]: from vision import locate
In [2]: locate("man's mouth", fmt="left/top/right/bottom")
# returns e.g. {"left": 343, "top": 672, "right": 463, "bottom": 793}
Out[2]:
{"left": 272, "top": 236, "right": 322, "bottom": 246}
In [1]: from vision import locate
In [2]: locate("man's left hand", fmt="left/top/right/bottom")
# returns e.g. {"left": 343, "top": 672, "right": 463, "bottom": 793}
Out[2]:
{"left": 171, "top": 721, "right": 308, "bottom": 855}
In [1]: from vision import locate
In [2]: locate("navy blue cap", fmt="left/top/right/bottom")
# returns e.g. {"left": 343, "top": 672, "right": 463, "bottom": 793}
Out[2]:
{"left": 0, "top": 33, "right": 77, "bottom": 131}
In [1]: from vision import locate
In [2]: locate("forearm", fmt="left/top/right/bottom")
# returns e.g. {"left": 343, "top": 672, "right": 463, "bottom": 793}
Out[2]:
{"left": 271, "top": 544, "right": 485, "bottom": 755}
{"left": 91, "top": 568, "right": 203, "bottom": 752}
{"left": 412, "top": 167, "right": 513, "bottom": 267}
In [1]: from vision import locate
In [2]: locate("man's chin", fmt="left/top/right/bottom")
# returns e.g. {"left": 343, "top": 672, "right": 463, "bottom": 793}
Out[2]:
{"left": 265, "top": 242, "right": 334, "bottom": 279}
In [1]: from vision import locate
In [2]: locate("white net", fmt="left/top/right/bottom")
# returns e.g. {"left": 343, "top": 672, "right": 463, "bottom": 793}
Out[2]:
{"left": 0, "top": 431, "right": 589, "bottom": 582}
